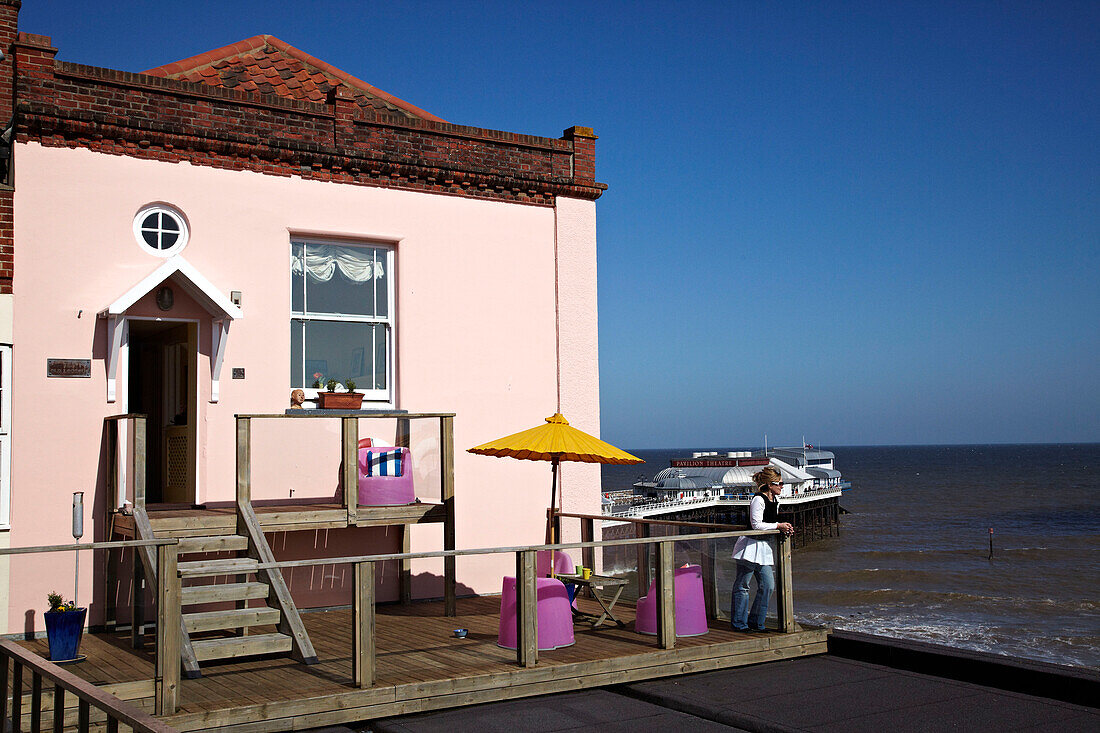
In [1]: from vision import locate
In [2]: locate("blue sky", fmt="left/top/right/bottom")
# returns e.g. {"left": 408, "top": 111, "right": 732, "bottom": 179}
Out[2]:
{"left": 22, "top": 1, "right": 1099, "bottom": 448}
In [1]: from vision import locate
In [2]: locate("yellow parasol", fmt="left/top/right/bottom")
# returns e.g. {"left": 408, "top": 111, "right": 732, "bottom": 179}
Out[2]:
{"left": 468, "top": 413, "right": 644, "bottom": 549}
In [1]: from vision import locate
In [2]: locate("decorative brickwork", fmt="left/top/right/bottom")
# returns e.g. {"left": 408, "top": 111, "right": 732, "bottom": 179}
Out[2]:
{"left": 12, "top": 33, "right": 605, "bottom": 208}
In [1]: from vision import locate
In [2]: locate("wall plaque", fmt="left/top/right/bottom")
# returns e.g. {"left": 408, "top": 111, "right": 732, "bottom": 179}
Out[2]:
{"left": 47, "top": 359, "right": 92, "bottom": 378}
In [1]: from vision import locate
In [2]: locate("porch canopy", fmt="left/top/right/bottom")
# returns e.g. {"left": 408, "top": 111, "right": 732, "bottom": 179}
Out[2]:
{"left": 98, "top": 255, "right": 243, "bottom": 402}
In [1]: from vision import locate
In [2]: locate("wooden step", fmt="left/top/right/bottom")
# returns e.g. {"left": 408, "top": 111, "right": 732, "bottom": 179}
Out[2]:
{"left": 184, "top": 607, "right": 281, "bottom": 633}
{"left": 176, "top": 534, "right": 249, "bottom": 554}
{"left": 181, "top": 581, "right": 270, "bottom": 605}
{"left": 178, "top": 557, "right": 259, "bottom": 576}
{"left": 191, "top": 633, "right": 293, "bottom": 662}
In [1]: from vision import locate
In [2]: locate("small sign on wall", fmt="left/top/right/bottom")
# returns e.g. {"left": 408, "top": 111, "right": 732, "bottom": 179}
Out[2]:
{"left": 47, "top": 359, "right": 92, "bottom": 378}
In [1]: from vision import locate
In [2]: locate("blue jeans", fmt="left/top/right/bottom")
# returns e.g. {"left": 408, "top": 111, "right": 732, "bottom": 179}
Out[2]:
{"left": 730, "top": 560, "right": 775, "bottom": 630}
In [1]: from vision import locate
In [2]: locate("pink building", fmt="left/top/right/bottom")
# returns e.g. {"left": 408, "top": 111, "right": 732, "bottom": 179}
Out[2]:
{"left": 0, "top": 0, "right": 604, "bottom": 665}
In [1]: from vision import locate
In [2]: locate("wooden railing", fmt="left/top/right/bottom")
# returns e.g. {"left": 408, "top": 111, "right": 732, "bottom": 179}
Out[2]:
{"left": 0, "top": 539, "right": 180, "bottom": 730}
{"left": 2, "top": 529, "right": 791, "bottom": 719}
{"left": 177, "top": 528, "right": 793, "bottom": 682}
{"left": 234, "top": 412, "right": 457, "bottom": 613}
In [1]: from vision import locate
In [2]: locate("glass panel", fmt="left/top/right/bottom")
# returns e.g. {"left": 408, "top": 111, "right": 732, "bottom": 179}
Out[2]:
{"left": 159, "top": 213, "right": 180, "bottom": 232}
{"left": 290, "top": 242, "right": 305, "bottom": 314}
{"left": 304, "top": 320, "right": 387, "bottom": 390}
{"left": 290, "top": 319, "right": 304, "bottom": 386}
{"left": 304, "top": 244, "right": 383, "bottom": 317}
{"left": 374, "top": 249, "right": 388, "bottom": 318}
{"left": 373, "top": 323, "right": 387, "bottom": 389}
{"left": 142, "top": 230, "right": 158, "bottom": 247}
{"left": 160, "top": 232, "right": 179, "bottom": 249}
{"left": 141, "top": 213, "right": 159, "bottom": 229}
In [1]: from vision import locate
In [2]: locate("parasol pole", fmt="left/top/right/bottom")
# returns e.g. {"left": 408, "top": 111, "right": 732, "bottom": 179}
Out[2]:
{"left": 547, "top": 456, "right": 559, "bottom": 575}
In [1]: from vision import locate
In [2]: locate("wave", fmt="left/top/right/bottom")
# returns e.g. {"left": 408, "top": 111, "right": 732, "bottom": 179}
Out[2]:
{"left": 798, "top": 609, "right": 1100, "bottom": 668}
{"left": 797, "top": 587, "right": 1100, "bottom": 614}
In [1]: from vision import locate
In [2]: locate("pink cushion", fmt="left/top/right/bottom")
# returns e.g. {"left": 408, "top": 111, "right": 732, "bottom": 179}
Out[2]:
{"left": 635, "top": 564, "right": 709, "bottom": 637}
{"left": 357, "top": 446, "right": 415, "bottom": 506}
{"left": 497, "top": 576, "right": 575, "bottom": 650}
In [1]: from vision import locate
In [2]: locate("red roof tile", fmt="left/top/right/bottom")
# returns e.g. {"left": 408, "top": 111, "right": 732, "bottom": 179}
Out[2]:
{"left": 143, "top": 35, "right": 443, "bottom": 122}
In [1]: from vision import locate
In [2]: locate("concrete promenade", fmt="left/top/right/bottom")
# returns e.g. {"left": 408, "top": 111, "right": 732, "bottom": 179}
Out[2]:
{"left": 364, "top": 632, "right": 1099, "bottom": 733}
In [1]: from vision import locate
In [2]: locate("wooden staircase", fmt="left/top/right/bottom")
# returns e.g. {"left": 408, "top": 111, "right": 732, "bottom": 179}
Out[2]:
{"left": 132, "top": 507, "right": 318, "bottom": 678}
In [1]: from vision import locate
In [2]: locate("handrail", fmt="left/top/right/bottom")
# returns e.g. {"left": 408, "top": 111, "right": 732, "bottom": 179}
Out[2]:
{"left": 179, "top": 529, "right": 776, "bottom": 577}
{"left": 0, "top": 638, "right": 176, "bottom": 733}
{"left": 0, "top": 538, "right": 177, "bottom": 556}
{"left": 557, "top": 510, "right": 742, "bottom": 530}
{"left": 103, "top": 413, "right": 148, "bottom": 421}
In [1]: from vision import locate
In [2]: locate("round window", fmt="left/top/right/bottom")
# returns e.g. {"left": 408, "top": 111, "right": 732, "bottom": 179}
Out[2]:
{"left": 133, "top": 205, "right": 189, "bottom": 256}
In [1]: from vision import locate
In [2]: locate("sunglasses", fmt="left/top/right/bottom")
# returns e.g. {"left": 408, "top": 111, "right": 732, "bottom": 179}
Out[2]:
{"left": 769, "top": 481, "right": 784, "bottom": 486}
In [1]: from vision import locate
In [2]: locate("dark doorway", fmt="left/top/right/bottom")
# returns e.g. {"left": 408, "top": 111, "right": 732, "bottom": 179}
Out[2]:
{"left": 127, "top": 320, "right": 197, "bottom": 505}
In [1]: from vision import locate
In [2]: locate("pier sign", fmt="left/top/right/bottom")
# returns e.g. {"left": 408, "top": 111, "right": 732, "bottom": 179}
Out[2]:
{"left": 671, "top": 458, "right": 769, "bottom": 468}
{"left": 46, "top": 358, "right": 92, "bottom": 378}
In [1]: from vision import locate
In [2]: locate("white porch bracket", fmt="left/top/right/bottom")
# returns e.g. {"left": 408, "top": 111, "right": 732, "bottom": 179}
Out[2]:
{"left": 105, "top": 314, "right": 125, "bottom": 403}
{"left": 211, "top": 318, "right": 230, "bottom": 403}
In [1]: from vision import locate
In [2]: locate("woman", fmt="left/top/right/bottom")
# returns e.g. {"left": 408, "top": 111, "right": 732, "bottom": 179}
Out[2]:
{"left": 730, "top": 466, "right": 794, "bottom": 631}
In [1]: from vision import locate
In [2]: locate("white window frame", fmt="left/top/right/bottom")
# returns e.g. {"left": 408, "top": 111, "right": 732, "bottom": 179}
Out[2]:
{"left": 290, "top": 239, "right": 396, "bottom": 406}
{"left": 0, "top": 345, "right": 11, "bottom": 529}
{"left": 133, "top": 204, "right": 190, "bottom": 257}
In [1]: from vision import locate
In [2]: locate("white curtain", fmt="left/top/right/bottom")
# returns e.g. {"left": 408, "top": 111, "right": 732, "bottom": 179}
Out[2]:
{"left": 291, "top": 244, "right": 384, "bottom": 282}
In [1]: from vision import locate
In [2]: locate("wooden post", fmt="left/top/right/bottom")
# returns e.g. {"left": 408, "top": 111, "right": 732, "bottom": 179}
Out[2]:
{"left": 635, "top": 522, "right": 651, "bottom": 599}
{"left": 53, "top": 684, "right": 63, "bottom": 733}
{"left": 155, "top": 542, "right": 180, "bottom": 715}
{"left": 353, "top": 560, "right": 375, "bottom": 688}
{"left": 775, "top": 534, "right": 795, "bottom": 633}
{"left": 342, "top": 417, "right": 359, "bottom": 526}
{"left": 395, "top": 417, "right": 411, "bottom": 448}
{"left": 30, "top": 670, "right": 41, "bottom": 731}
{"left": 0, "top": 652, "right": 7, "bottom": 726}
{"left": 235, "top": 417, "right": 251, "bottom": 505}
{"left": 516, "top": 550, "right": 538, "bottom": 668}
{"left": 131, "top": 551, "right": 145, "bottom": 650}
{"left": 11, "top": 660, "right": 21, "bottom": 731}
{"left": 399, "top": 526, "right": 412, "bottom": 604}
{"left": 441, "top": 416, "right": 456, "bottom": 617}
{"left": 133, "top": 416, "right": 147, "bottom": 511}
{"left": 700, "top": 535, "right": 721, "bottom": 620}
{"left": 396, "top": 416, "right": 413, "bottom": 601}
{"left": 581, "top": 517, "right": 595, "bottom": 585}
{"left": 655, "top": 540, "right": 676, "bottom": 649}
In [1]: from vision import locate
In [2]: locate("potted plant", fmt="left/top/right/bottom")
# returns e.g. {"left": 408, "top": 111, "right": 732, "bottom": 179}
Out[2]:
{"left": 314, "top": 376, "right": 364, "bottom": 410}
{"left": 45, "top": 591, "right": 87, "bottom": 662}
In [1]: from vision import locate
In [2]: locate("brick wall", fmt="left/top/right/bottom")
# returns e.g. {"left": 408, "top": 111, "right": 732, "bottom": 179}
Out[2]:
{"left": 0, "top": 0, "right": 20, "bottom": 295}
{"left": 12, "top": 33, "right": 606, "bottom": 207}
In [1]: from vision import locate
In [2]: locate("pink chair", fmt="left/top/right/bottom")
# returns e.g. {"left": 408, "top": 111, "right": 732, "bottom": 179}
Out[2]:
{"left": 357, "top": 445, "right": 415, "bottom": 506}
{"left": 634, "top": 564, "right": 709, "bottom": 637}
{"left": 497, "top": 576, "right": 575, "bottom": 650}
{"left": 536, "top": 549, "right": 576, "bottom": 578}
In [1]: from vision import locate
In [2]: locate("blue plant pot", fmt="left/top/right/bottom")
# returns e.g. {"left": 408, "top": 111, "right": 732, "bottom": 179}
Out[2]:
{"left": 44, "top": 608, "right": 87, "bottom": 662}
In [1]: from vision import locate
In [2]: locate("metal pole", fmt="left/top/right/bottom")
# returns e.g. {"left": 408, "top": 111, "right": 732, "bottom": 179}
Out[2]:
{"left": 72, "top": 492, "right": 84, "bottom": 606}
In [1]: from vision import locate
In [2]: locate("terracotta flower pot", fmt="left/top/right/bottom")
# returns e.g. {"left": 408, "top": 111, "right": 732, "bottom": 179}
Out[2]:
{"left": 317, "top": 391, "right": 364, "bottom": 410}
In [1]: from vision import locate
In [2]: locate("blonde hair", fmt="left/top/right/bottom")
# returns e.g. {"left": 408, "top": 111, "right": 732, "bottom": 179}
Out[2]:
{"left": 752, "top": 466, "right": 782, "bottom": 488}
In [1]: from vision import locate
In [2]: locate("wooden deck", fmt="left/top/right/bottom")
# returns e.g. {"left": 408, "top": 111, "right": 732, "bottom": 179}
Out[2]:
{"left": 17, "top": 596, "right": 827, "bottom": 732}
{"left": 110, "top": 501, "right": 446, "bottom": 537}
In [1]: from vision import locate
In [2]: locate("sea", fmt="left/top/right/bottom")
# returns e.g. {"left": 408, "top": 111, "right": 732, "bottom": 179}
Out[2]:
{"left": 601, "top": 443, "right": 1100, "bottom": 670}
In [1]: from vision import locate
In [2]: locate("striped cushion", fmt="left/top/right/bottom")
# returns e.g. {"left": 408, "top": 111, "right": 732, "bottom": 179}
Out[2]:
{"left": 366, "top": 449, "right": 403, "bottom": 477}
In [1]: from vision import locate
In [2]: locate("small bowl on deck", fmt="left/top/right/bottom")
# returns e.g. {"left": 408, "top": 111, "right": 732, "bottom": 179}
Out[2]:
{"left": 452, "top": 628, "right": 468, "bottom": 639}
